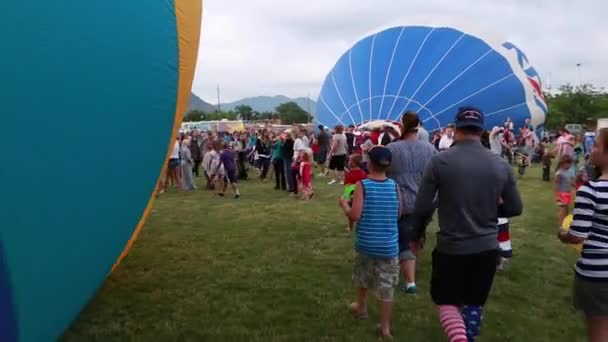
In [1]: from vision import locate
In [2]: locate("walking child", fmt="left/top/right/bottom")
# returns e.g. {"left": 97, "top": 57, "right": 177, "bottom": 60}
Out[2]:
{"left": 206, "top": 141, "right": 225, "bottom": 191}
{"left": 555, "top": 155, "right": 575, "bottom": 228}
{"left": 339, "top": 146, "right": 400, "bottom": 339}
{"left": 217, "top": 142, "right": 241, "bottom": 199}
{"left": 343, "top": 154, "right": 367, "bottom": 232}
{"left": 299, "top": 148, "right": 314, "bottom": 200}
{"left": 202, "top": 143, "right": 214, "bottom": 190}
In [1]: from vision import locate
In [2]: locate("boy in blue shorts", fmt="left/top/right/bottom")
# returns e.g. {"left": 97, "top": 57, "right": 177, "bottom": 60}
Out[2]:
{"left": 339, "top": 146, "right": 401, "bottom": 339}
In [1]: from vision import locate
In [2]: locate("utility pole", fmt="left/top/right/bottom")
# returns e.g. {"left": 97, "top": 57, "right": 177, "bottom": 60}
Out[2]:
{"left": 216, "top": 84, "right": 222, "bottom": 113}
{"left": 576, "top": 63, "right": 582, "bottom": 88}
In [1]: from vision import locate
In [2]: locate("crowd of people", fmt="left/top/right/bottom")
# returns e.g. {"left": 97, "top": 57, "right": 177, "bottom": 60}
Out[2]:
{"left": 157, "top": 110, "right": 606, "bottom": 341}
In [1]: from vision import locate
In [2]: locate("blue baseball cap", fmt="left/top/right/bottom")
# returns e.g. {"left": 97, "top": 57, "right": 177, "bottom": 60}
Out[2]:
{"left": 454, "top": 107, "right": 484, "bottom": 129}
{"left": 368, "top": 146, "right": 392, "bottom": 167}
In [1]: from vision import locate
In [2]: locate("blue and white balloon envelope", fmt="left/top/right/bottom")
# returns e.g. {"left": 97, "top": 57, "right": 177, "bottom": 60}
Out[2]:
{"left": 316, "top": 26, "right": 547, "bottom": 131}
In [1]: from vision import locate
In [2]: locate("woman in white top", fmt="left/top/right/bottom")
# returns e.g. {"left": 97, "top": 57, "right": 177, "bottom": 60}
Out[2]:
{"left": 328, "top": 124, "right": 348, "bottom": 185}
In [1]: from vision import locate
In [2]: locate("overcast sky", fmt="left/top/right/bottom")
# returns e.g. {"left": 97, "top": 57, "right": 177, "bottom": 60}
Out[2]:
{"left": 192, "top": 0, "right": 605, "bottom": 104}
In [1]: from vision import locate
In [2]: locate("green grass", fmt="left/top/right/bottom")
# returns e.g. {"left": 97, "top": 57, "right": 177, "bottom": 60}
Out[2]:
{"left": 63, "top": 166, "right": 585, "bottom": 341}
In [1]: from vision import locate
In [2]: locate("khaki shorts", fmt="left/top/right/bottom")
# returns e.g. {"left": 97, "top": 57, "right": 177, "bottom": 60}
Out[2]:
{"left": 352, "top": 253, "right": 400, "bottom": 301}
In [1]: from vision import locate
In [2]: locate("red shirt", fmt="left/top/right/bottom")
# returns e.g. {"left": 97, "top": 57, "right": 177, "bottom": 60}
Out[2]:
{"left": 300, "top": 162, "right": 312, "bottom": 185}
{"left": 345, "top": 168, "right": 367, "bottom": 185}
{"left": 370, "top": 131, "right": 380, "bottom": 145}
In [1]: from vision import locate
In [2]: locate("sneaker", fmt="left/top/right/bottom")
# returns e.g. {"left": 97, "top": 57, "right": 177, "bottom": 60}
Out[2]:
{"left": 234, "top": 194, "right": 240, "bottom": 199}
{"left": 317, "top": 173, "right": 326, "bottom": 177}
{"left": 328, "top": 179, "right": 337, "bottom": 185}
{"left": 497, "top": 257, "right": 511, "bottom": 272}
{"left": 338, "top": 181, "right": 345, "bottom": 185}
{"left": 399, "top": 283, "right": 417, "bottom": 294}
{"left": 217, "top": 193, "right": 225, "bottom": 197}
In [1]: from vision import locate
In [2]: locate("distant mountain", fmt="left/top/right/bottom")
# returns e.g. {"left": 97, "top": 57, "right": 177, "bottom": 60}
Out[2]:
{"left": 188, "top": 93, "right": 317, "bottom": 114}
{"left": 224, "top": 95, "right": 316, "bottom": 113}
{"left": 188, "top": 93, "right": 217, "bottom": 113}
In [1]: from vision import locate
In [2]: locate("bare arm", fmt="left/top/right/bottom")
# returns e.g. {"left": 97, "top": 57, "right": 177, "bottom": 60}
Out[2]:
{"left": 498, "top": 163, "right": 523, "bottom": 218}
{"left": 340, "top": 181, "right": 364, "bottom": 221}
{"left": 559, "top": 186, "right": 593, "bottom": 245}
{"left": 410, "top": 160, "right": 439, "bottom": 241}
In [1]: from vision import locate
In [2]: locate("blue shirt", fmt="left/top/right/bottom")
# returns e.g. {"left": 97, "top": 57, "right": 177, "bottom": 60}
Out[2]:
{"left": 387, "top": 139, "right": 437, "bottom": 213}
{"left": 219, "top": 149, "right": 236, "bottom": 173}
{"left": 355, "top": 178, "right": 399, "bottom": 258}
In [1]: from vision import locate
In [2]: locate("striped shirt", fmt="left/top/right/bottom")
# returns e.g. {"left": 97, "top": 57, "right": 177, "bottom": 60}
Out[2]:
{"left": 570, "top": 180, "right": 608, "bottom": 280}
{"left": 355, "top": 178, "right": 399, "bottom": 258}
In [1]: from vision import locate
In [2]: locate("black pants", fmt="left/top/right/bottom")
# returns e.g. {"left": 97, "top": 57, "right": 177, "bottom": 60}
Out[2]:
{"left": 431, "top": 249, "right": 498, "bottom": 306}
{"left": 192, "top": 160, "right": 201, "bottom": 177}
{"left": 237, "top": 152, "right": 248, "bottom": 180}
{"left": 259, "top": 157, "right": 271, "bottom": 179}
{"left": 542, "top": 165, "right": 551, "bottom": 181}
{"left": 273, "top": 159, "right": 286, "bottom": 190}
{"left": 284, "top": 157, "right": 296, "bottom": 193}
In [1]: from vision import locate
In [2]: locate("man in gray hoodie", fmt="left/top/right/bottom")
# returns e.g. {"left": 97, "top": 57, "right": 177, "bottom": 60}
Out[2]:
{"left": 409, "top": 107, "right": 523, "bottom": 342}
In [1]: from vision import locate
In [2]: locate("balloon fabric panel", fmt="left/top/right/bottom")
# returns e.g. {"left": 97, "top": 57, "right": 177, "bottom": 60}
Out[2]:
{"left": 316, "top": 26, "right": 545, "bottom": 131}
{"left": 0, "top": 0, "right": 201, "bottom": 341}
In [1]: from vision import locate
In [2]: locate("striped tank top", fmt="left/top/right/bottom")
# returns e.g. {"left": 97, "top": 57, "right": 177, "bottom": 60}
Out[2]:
{"left": 355, "top": 178, "right": 399, "bottom": 258}
{"left": 570, "top": 180, "right": 608, "bottom": 280}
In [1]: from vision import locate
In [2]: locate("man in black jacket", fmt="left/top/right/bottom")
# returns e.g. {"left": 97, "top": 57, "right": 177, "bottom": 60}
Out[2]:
{"left": 282, "top": 132, "right": 296, "bottom": 193}
{"left": 409, "top": 107, "right": 523, "bottom": 342}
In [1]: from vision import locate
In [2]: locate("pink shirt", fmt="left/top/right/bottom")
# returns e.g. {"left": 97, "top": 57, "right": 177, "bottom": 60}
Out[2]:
{"left": 557, "top": 135, "right": 575, "bottom": 158}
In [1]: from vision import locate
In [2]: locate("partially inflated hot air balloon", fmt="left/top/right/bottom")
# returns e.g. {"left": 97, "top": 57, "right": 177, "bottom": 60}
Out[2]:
{"left": 316, "top": 26, "right": 546, "bottom": 131}
{"left": 1, "top": 1, "right": 202, "bottom": 341}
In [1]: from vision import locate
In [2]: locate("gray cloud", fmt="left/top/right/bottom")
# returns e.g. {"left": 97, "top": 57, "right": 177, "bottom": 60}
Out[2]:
{"left": 192, "top": 0, "right": 607, "bottom": 104}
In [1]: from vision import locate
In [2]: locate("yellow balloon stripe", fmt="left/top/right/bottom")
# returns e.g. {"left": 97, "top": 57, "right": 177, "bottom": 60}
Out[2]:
{"left": 111, "top": 0, "right": 203, "bottom": 273}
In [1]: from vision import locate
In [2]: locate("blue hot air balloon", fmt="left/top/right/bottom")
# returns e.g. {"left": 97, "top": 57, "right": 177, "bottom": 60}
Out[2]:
{"left": 316, "top": 26, "right": 546, "bottom": 131}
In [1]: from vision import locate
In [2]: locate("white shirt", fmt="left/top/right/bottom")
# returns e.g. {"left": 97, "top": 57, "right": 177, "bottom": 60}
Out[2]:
{"left": 438, "top": 135, "right": 454, "bottom": 150}
{"left": 489, "top": 133, "right": 502, "bottom": 155}
{"left": 418, "top": 126, "right": 430, "bottom": 142}
{"left": 294, "top": 138, "right": 307, "bottom": 152}
{"left": 302, "top": 136, "right": 310, "bottom": 148}
{"left": 170, "top": 141, "right": 180, "bottom": 159}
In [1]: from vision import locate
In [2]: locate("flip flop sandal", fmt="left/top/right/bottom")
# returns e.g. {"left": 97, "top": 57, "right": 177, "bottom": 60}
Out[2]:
{"left": 376, "top": 324, "right": 393, "bottom": 340}
{"left": 349, "top": 302, "right": 368, "bottom": 320}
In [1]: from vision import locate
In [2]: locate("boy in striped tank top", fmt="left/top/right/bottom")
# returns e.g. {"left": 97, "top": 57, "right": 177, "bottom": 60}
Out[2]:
{"left": 340, "top": 146, "right": 401, "bottom": 339}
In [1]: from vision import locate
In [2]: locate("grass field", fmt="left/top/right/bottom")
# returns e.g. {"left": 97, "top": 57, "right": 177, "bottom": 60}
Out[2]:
{"left": 63, "top": 166, "right": 586, "bottom": 342}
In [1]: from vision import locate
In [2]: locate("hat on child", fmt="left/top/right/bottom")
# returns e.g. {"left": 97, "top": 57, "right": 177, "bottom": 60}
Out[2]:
{"left": 368, "top": 146, "right": 392, "bottom": 167}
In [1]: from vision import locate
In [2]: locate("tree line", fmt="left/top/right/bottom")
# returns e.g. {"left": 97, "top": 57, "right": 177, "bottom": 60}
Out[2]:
{"left": 184, "top": 84, "right": 608, "bottom": 129}
{"left": 183, "top": 102, "right": 311, "bottom": 124}
{"left": 545, "top": 84, "right": 608, "bottom": 129}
